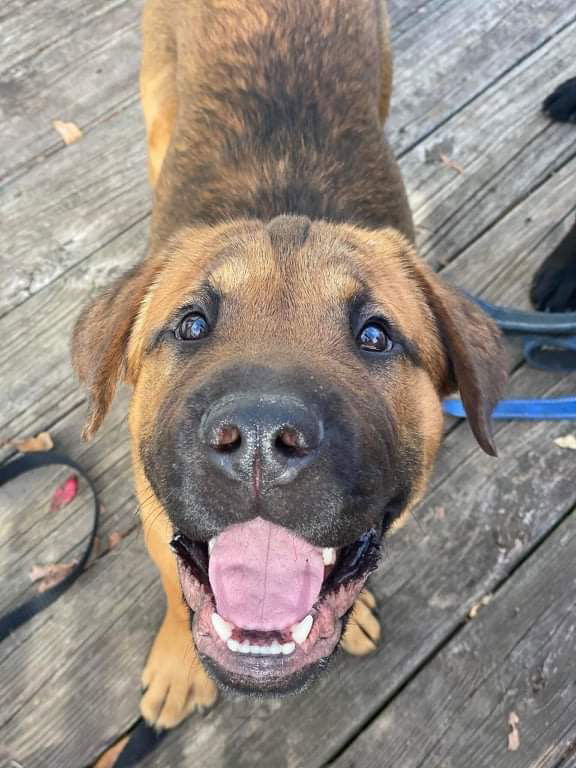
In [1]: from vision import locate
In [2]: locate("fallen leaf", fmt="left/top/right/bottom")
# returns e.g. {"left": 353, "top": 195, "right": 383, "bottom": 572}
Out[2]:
{"left": 439, "top": 152, "right": 465, "bottom": 175}
{"left": 554, "top": 434, "right": 576, "bottom": 450}
{"left": 507, "top": 711, "right": 520, "bottom": 751}
{"left": 53, "top": 119, "right": 83, "bottom": 145}
{"left": 468, "top": 594, "right": 492, "bottom": 619}
{"left": 50, "top": 473, "right": 79, "bottom": 513}
{"left": 108, "top": 530, "right": 123, "bottom": 551}
{"left": 433, "top": 506, "right": 446, "bottom": 521}
{"left": 93, "top": 735, "right": 129, "bottom": 768}
{"left": 13, "top": 431, "right": 54, "bottom": 453}
{"left": 30, "top": 560, "right": 78, "bottom": 592}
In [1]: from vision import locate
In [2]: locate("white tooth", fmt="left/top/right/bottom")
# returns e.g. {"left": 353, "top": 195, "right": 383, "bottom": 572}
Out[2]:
{"left": 282, "top": 642, "right": 295, "bottom": 655}
{"left": 322, "top": 547, "right": 336, "bottom": 565}
{"left": 208, "top": 537, "right": 216, "bottom": 555}
{"left": 250, "top": 645, "right": 262, "bottom": 655}
{"left": 269, "top": 640, "right": 282, "bottom": 655}
{"left": 291, "top": 614, "right": 313, "bottom": 645}
{"left": 227, "top": 638, "right": 240, "bottom": 652}
{"left": 238, "top": 640, "right": 251, "bottom": 654}
{"left": 211, "top": 612, "right": 233, "bottom": 642}
{"left": 259, "top": 645, "right": 274, "bottom": 655}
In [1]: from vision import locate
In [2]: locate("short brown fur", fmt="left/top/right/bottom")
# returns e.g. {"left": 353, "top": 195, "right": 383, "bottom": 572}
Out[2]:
{"left": 73, "top": 0, "right": 506, "bottom": 727}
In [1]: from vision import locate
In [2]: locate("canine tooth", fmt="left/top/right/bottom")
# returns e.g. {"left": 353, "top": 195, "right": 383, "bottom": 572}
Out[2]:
{"left": 281, "top": 642, "right": 295, "bottom": 655}
{"left": 291, "top": 614, "right": 313, "bottom": 645}
{"left": 322, "top": 547, "right": 336, "bottom": 565}
{"left": 211, "top": 612, "right": 233, "bottom": 642}
{"left": 208, "top": 537, "right": 216, "bottom": 555}
{"left": 238, "top": 640, "right": 251, "bottom": 654}
{"left": 227, "top": 638, "right": 240, "bottom": 652}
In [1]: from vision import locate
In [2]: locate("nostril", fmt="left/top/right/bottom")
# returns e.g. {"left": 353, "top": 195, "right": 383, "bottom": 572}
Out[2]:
{"left": 274, "top": 427, "right": 308, "bottom": 459}
{"left": 212, "top": 425, "right": 242, "bottom": 453}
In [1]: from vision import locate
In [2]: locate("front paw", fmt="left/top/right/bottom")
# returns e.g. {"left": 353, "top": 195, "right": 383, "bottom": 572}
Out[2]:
{"left": 140, "top": 616, "right": 218, "bottom": 730}
{"left": 542, "top": 77, "right": 576, "bottom": 123}
{"left": 530, "top": 220, "right": 576, "bottom": 312}
{"left": 340, "top": 588, "right": 381, "bottom": 656}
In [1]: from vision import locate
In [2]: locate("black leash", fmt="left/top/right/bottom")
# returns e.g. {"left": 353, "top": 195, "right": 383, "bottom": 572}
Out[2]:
{"left": 0, "top": 450, "right": 164, "bottom": 767}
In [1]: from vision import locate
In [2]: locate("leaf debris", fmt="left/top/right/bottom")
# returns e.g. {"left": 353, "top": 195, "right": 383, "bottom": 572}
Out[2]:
{"left": 53, "top": 119, "right": 83, "bottom": 145}
{"left": 507, "top": 711, "right": 520, "bottom": 751}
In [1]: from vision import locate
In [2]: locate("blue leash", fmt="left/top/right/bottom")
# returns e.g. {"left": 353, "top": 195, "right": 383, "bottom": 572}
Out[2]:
{"left": 444, "top": 297, "right": 576, "bottom": 420}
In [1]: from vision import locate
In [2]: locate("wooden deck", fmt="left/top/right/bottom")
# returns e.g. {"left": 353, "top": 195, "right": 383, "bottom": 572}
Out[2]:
{"left": 1, "top": 0, "right": 576, "bottom": 765}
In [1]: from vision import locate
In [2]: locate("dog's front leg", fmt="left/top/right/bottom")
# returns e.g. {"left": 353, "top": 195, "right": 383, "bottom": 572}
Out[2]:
{"left": 138, "top": 474, "right": 217, "bottom": 729}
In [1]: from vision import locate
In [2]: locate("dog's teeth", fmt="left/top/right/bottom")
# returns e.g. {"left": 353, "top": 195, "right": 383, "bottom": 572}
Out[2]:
{"left": 322, "top": 547, "right": 336, "bottom": 565}
{"left": 227, "top": 638, "right": 240, "bottom": 652}
{"left": 208, "top": 537, "right": 216, "bottom": 555}
{"left": 269, "top": 640, "right": 282, "bottom": 654}
{"left": 281, "top": 642, "right": 295, "bottom": 655}
{"left": 291, "top": 614, "right": 313, "bottom": 645}
{"left": 238, "top": 640, "right": 251, "bottom": 654}
{"left": 211, "top": 612, "right": 233, "bottom": 642}
{"left": 250, "top": 645, "right": 263, "bottom": 655}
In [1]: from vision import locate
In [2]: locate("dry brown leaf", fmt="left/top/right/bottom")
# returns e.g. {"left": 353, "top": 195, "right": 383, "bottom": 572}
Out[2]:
{"left": 29, "top": 560, "right": 78, "bottom": 593}
{"left": 554, "top": 434, "right": 576, "bottom": 451}
{"left": 507, "top": 711, "right": 520, "bottom": 751}
{"left": 108, "top": 530, "right": 123, "bottom": 551}
{"left": 53, "top": 119, "right": 83, "bottom": 145}
{"left": 93, "top": 735, "right": 129, "bottom": 768}
{"left": 468, "top": 594, "right": 492, "bottom": 619}
{"left": 439, "top": 152, "right": 465, "bottom": 175}
{"left": 13, "top": 431, "right": 54, "bottom": 453}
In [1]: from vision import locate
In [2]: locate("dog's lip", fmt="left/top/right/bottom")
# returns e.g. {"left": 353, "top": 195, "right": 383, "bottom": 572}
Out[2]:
{"left": 173, "top": 527, "right": 380, "bottom": 692}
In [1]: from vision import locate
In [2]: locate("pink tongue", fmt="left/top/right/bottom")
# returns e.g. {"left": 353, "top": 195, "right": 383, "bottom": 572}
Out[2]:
{"left": 208, "top": 517, "right": 324, "bottom": 631}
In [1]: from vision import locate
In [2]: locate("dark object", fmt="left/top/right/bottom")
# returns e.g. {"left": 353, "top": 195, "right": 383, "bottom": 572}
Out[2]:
{"left": 530, "top": 217, "right": 576, "bottom": 313}
{"left": 0, "top": 450, "right": 162, "bottom": 767}
{"left": 542, "top": 77, "right": 576, "bottom": 123}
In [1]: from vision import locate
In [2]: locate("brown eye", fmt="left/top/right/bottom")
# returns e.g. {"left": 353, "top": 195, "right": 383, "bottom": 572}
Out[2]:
{"left": 176, "top": 313, "right": 210, "bottom": 341}
{"left": 357, "top": 322, "right": 393, "bottom": 352}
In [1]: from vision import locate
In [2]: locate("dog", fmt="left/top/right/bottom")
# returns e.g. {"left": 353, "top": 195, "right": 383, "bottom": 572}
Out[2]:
{"left": 531, "top": 78, "right": 576, "bottom": 313}
{"left": 72, "top": 0, "right": 507, "bottom": 729}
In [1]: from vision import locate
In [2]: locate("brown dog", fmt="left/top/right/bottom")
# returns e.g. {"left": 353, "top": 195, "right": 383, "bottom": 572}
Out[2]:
{"left": 72, "top": 0, "right": 506, "bottom": 729}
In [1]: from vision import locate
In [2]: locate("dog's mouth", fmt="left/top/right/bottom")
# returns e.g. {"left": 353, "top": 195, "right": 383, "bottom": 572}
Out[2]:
{"left": 170, "top": 517, "right": 380, "bottom": 694}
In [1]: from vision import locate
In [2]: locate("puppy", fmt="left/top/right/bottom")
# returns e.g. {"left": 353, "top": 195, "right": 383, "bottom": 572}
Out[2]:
{"left": 531, "top": 78, "right": 576, "bottom": 312}
{"left": 72, "top": 0, "right": 506, "bottom": 728}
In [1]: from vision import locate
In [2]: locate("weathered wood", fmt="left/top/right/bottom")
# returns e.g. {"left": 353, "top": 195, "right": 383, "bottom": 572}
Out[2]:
{"left": 0, "top": 0, "right": 141, "bottom": 182}
{"left": 332, "top": 510, "right": 576, "bottom": 768}
{"left": 1, "top": 0, "right": 574, "bottom": 318}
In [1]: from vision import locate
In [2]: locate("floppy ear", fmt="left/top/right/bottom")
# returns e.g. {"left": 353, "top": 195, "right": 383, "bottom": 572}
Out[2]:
{"left": 71, "top": 259, "right": 160, "bottom": 440}
{"left": 416, "top": 263, "right": 507, "bottom": 456}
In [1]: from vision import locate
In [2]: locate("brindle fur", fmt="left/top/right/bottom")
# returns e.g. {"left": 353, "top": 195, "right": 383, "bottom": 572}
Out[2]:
{"left": 72, "top": 0, "right": 506, "bottom": 728}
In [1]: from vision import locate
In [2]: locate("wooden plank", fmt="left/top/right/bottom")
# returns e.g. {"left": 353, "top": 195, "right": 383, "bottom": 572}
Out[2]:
{"left": 332, "top": 511, "right": 576, "bottom": 768}
{"left": 402, "top": 20, "right": 576, "bottom": 266}
{"left": 1, "top": 0, "right": 574, "bottom": 318}
{"left": 389, "top": 0, "right": 576, "bottom": 155}
{"left": 0, "top": 0, "right": 141, "bottom": 182}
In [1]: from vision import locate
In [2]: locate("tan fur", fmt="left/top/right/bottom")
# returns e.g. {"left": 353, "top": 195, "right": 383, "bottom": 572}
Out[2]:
{"left": 71, "top": 0, "right": 506, "bottom": 729}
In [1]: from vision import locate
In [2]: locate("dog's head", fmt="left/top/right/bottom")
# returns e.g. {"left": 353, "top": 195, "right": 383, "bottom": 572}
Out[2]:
{"left": 72, "top": 216, "right": 506, "bottom": 694}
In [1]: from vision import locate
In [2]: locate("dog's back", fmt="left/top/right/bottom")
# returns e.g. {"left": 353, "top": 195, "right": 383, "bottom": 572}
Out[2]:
{"left": 142, "top": 0, "right": 414, "bottom": 244}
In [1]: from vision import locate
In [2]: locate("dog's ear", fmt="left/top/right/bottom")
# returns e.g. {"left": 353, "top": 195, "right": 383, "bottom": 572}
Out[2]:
{"left": 72, "top": 258, "right": 161, "bottom": 440}
{"left": 416, "top": 262, "right": 507, "bottom": 456}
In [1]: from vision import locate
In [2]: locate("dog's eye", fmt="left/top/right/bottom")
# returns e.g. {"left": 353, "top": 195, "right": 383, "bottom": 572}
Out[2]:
{"left": 176, "top": 313, "right": 210, "bottom": 341}
{"left": 357, "top": 321, "right": 393, "bottom": 352}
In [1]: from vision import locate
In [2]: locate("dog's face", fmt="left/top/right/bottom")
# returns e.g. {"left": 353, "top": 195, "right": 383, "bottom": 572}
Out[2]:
{"left": 73, "top": 216, "right": 506, "bottom": 694}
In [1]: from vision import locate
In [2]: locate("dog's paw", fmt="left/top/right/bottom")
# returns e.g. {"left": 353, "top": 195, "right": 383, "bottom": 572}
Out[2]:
{"left": 530, "top": 220, "right": 576, "bottom": 312}
{"left": 140, "top": 617, "right": 218, "bottom": 730}
{"left": 542, "top": 77, "right": 576, "bottom": 123}
{"left": 340, "top": 588, "right": 381, "bottom": 656}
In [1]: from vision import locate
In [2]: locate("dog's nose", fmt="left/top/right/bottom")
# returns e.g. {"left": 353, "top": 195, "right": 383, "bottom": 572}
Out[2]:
{"left": 201, "top": 395, "right": 323, "bottom": 488}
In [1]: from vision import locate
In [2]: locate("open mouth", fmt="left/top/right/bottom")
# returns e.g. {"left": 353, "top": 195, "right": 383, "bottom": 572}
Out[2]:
{"left": 171, "top": 517, "right": 380, "bottom": 694}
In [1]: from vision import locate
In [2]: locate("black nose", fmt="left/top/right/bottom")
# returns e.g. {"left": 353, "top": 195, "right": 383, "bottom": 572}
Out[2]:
{"left": 201, "top": 395, "right": 323, "bottom": 489}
